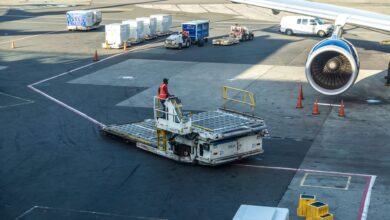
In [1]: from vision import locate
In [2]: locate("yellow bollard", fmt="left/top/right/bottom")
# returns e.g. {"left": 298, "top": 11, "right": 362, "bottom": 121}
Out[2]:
{"left": 297, "top": 194, "right": 316, "bottom": 217}
{"left": 123, "top": 41, "right": 127, "bottom": 51}
{"left": 306, "top": 201, "right": 329, "bottom": 220}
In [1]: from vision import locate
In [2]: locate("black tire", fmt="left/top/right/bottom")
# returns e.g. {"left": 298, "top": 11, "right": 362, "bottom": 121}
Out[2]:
{"left": 286, "top": 29, "right": 293, "bottom": 36}
{"left": 185, "top": 40, "right": 190, "bottom": 48}
{"left": 198, "top": 39, "right": 204, "bottom": 47}
{"left": 249, "top": 34, "right": 254, "bottom": 40}
{"left": 318, "top": 30, "right": 326, "bottom": 38}
{"left": 178, "top": 43, "right": 182, "bottom": 49}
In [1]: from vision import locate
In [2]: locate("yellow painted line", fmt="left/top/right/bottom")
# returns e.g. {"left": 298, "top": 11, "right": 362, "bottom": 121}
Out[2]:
{"left": 380, "top": 40, "right": 390, "bottom": 45}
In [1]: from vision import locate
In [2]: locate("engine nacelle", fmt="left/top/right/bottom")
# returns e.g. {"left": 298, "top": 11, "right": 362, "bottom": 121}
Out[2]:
{"left": 305, "top": 38, "right": 360, "bottom": 95}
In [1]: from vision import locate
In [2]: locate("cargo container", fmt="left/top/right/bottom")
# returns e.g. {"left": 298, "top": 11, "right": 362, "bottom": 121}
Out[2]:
{"left": 66, "top": 10, "right": 102, "bottom": 31}
{"left": 182, "top": 20, "right": 209, "bottom": 45}
{"left": 150, "top": 14, "right": 172, "bottom": 35}
{"left": 136, "top": 17, "right": 157, "bottom": 39}
{"left": 102, "top": 23, "right": 129, "bottom": 49}
{"left": 122, "top": 20, "right": 145, "bottom": 43}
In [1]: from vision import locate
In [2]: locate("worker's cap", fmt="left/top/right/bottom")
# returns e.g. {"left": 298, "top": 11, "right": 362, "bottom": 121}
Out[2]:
{"left": 163, "top": 78, "right": 169, "bottom": 83}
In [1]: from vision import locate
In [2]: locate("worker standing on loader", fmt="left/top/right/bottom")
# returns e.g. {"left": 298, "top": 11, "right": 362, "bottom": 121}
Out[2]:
{"left": 158, "top": 78, "right": 170, "bottom": 118}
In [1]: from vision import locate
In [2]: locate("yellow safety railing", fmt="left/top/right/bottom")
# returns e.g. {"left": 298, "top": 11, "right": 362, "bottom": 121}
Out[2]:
{"left": 222, "top": 86, "right": 256, "bottom": 115}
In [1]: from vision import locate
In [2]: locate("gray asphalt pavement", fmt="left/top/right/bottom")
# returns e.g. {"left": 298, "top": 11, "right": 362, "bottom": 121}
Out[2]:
{"left": 0, "top": 1, "right": 389, "bottom": 220}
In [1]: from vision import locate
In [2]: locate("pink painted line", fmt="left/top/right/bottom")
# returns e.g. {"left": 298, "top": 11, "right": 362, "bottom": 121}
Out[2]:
{"left": 358, "top": 176, "right": 377, "bottom": 220}
{"left": 357, "top": 176, "right": 371, "bottom": 220}
{"left": 28, "top": 85, "right": 106, "bottom": 128}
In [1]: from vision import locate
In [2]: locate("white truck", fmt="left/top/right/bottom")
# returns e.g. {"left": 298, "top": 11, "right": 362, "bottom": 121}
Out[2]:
{"left": 102, "top": 91, "right": 268, "bottom": 166}
{"left": 280, "top": 16, "right": 333, "bottom": 37}
{"left": 164, "top": 32, "right": 191, "bottom": 49}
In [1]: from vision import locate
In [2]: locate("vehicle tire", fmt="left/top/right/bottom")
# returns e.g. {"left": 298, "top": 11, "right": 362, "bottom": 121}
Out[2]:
{"left": 318, "top": 30, "right": 326, "bottom": 38}
{"left": 198, "top": 39, "right": 204, "bottom": 47}
{"left": 249, "top": 34, "right": 254, "bottom": 40}
{"left": 185, "top": 40, "right": 190, "bottom": 48}
{"left": 178, "top": 43, "right": 182, "bottom": 49}
{"left": 286, "top": 29, "right": 293, "bottom": 36}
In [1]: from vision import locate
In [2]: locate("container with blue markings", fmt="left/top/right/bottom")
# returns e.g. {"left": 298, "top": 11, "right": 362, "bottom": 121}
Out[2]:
{"left": 66, "top": 10, "right": 102, "bottom": 30}
{"left": 182, "top": 20, "right": 209, "bottom": 45}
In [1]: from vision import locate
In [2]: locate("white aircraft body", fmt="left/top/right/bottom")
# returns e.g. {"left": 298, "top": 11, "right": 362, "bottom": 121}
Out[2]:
{"left": 232, "top": 0, "right": 390, "bottom": 95}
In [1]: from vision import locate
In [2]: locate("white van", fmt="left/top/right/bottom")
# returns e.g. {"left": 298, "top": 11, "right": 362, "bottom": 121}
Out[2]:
{"left": 280, "top": 16, "right": 333, "bottom": 37}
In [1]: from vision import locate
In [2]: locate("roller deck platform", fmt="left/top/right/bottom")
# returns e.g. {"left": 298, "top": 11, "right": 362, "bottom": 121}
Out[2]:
{"left": 103, "top": 109, "right": 267, "bottom": 146}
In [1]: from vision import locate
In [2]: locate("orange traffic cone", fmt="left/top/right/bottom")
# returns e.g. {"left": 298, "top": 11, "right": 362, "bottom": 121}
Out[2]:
{"left": 312, "top": 97, "right": 320, "bottom": 115}
{"left": 296, "top": 94, "right": 303, "bottom": 109}
{"left": 93, "top": 49, "right": 99, "bottom": 62}
{"left": 338, "top": 99, "right": 346, "bottom": 117}
{"left": 299, "top": 84, "right": 304, "bottom": 100}
{"left": 11, "top": 40, "right": 15, "bottom": 49}
{"left": 123, "top": 41, "right": 127, "bottom": 51}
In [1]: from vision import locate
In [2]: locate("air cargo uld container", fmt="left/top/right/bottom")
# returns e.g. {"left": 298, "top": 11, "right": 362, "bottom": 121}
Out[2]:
{"left": 136, "top": 17, "right": 157, "bottom": 39}
{"left": 182, "top": 20, "right": 209, "bottom": 45}
{"left": 102, "top": 23, "right": 129, "bottom": 49}
{"left": 66, "top": 10, "right": 102, "bottom": 31}
{"left": 122, "top": 20, "right": 145, "bottom": 43}
{"left": 150, "top": 14, "right": 172, "bottom": 35}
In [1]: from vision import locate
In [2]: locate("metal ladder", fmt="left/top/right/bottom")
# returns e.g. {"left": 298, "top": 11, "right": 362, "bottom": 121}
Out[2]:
{"left": 156, "top": 128, "right": 167, "bottom": 151}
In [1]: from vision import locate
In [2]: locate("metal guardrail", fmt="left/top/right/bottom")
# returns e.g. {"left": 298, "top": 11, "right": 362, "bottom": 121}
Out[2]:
{"left": 222, "top": 86, "right": 256, "bottom": 115}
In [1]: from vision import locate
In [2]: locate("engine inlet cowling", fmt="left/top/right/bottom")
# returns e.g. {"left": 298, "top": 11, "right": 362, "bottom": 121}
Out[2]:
{"left": 306, "top": 39, "right": 360, "bottom": 95}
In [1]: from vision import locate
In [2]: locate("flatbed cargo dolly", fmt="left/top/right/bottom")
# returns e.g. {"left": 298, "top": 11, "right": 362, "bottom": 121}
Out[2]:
{"left": 212, "top": 37, "right": 239, "bottom": 46}
{"left": 102, "top": 87, "right": 268, "bottom": 166}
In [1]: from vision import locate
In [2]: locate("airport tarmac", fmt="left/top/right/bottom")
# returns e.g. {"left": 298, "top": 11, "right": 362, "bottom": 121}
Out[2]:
{"left": 0, "top": 1, "right": 389, "bottom": 219}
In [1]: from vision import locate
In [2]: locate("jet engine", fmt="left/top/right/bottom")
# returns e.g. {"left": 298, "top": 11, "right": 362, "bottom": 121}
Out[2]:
{"left": 305, "top": 39, "right": 360, "bottom": 95}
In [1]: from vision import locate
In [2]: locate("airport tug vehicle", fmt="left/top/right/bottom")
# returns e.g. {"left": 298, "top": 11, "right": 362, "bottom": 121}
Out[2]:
{"left": 102, "top": 87, "right": 268, "bottom": 166}
{"left": 213, "top": 24, "right": 254, "bottom": 46}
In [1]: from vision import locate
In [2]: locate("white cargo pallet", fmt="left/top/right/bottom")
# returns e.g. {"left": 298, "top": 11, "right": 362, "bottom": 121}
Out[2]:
{"left": 67, "top": 24, "right": 100, "bottom": 31}
{"left": 102, "top": 41, "right": 130, "bottom": 49}
{"left": 157, "top": 31, "right": 173, "bottom": 36}
{"left": 145, "top": 34, "right": 158, "bottom": 40}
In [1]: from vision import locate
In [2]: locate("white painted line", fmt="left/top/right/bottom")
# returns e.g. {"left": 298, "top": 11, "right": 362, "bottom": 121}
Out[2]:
{"left": 28, "top": 85, "right": 106, "bottom": 127}
{"left": 360, "top": 175, "right": 377, "bottom": 220}
{"left": 29, "top": 40, "right": 164, "bottom": 128}
{"left": 0, "top": 91, "right": 34, "bottom": 109}
{"left": 318, "top": 102, "right": 341, "bottom": 107}
{"left": 15, "top": 205, "right": 168, "bottom": 220}
{"left": 300, "top": 172, "right": 352, "bottom": 190}
{"left": 0, "top": 66, "right": 7, "bottom": 71}
{"left": 236, "top": 163, "right": 377, "bottom": 220}
{"left": 0, "top": 31, "right": 60, "bottom": 45}
{"left": 235, "top": 163, "right": 373, "bottom": 178}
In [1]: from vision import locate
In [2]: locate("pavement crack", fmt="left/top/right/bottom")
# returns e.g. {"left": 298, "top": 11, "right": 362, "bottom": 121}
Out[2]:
{"left": 119, "top": 164, "right": 141, "bottom": 187}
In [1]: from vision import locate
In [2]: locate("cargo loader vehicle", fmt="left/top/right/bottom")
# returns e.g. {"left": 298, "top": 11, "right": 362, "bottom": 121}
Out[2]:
{"left": 102, "top": 87, "right": 268, "bottom": 166}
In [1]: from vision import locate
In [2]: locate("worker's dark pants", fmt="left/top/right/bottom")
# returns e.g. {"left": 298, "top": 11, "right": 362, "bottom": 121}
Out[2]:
{"left": 160, "top": 99, "right": 167, "bottom": 119}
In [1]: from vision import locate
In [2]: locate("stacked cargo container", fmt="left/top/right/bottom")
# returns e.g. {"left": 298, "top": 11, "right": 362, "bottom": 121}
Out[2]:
{"left": 101, "top": 14, "right": 172, "bottom": 49}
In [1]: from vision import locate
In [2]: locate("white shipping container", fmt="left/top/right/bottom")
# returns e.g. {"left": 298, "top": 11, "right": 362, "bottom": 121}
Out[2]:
{"left": 150, "top": 14, "right": 172, "bottom": 33}
{"left": 136, "top": 17, "right": 157, "bottom": 37}
{"left": 122, "top": 20, "right": 145, "bottom": 42}
{"left": 105, "top": 23, "right": 128, "bottom": 45}
{"left": 67, "top": 10, "right": 102, "bottom": 28}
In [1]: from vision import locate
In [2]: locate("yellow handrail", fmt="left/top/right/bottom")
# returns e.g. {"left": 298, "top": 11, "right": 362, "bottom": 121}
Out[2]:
{"left": 222, "top": 86, "right": 256, "bottom": 114}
